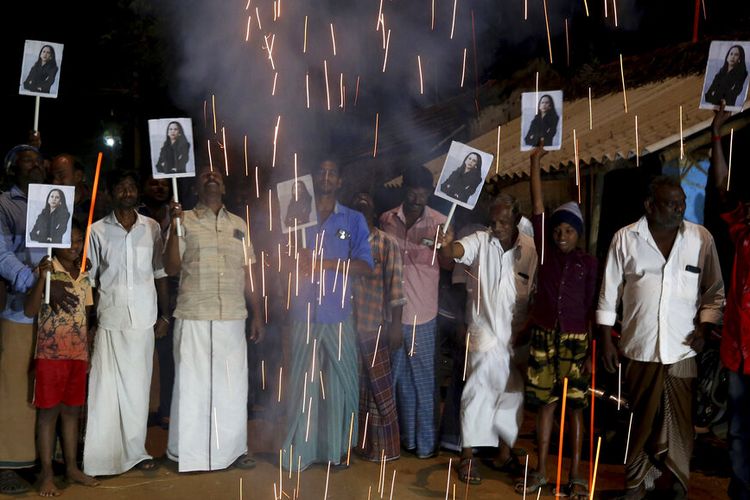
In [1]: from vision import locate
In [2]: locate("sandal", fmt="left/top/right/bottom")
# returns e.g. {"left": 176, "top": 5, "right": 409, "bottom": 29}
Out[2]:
{"left": 0, "top": 470, "right": 30, "bottom": 495}
{"left": 514, "top": 471, "right": 547, "bottom": 495}
{"left": 566, "top": 478, "right": 590, "bottom": 500}
{"left": 232, "top": 455, "right": 257, "bottom": 470}
{"left": 135, "top": 459, "right": 159, "bottom": 471}
{"left": 457, "top": 458, "right": 481, "bottom": 485}
{"left": 487, "top": 454, "right": 522, "bottom": 477}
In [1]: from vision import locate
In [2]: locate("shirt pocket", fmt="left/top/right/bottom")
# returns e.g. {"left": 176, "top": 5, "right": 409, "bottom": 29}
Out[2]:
{"left": 677, "top": 269, "right": 700, "bottom": 303}
{"left": 135, "top": 246, "right": 154, "bottom": 275}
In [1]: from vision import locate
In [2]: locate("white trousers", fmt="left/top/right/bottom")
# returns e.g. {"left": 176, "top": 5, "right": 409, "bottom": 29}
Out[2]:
{"left": 167, "top": 319, "right": 248, "bottom": 472}
{"left": 83, "top": 327, "right": 154, "bottom": 476}
{"left": 460, "top": 341, "right": 524, "bottom": 448}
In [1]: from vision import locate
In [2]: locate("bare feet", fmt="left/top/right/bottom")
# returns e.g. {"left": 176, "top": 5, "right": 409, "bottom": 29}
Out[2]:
{"left": 38, "top": 474, "right": 60, "bottom": 497}
{"left": 66, "top": 468, "right": 99, "bottom": 487}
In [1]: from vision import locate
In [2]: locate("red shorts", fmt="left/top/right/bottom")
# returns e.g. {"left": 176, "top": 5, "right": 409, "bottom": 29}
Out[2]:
{"left": 34, "top": 359, "right": 88, "bottom": 409}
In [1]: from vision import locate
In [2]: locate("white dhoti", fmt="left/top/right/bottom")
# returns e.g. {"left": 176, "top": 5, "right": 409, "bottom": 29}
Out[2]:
{"left": 167, "top": 319, "right": 248, "bottom": 472}
{"left": 460, "top": 340, "right": 524, "bottom": 448}
{"left": 83, "top": 327, "right": 154, "bottom": 476}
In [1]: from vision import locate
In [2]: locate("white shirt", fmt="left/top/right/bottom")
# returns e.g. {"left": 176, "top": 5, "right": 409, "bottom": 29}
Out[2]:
{"left": 89, "top": 211, "right": 167, "bottom": 330}
{"left": 456, "top": 230, "right": 537, "bottom": 352}
{"left": 596, "top": 216, "right": 724, "bottom": 364}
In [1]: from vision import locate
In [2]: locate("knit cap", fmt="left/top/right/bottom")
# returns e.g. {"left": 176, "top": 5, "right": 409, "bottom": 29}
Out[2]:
{"left": 550, "top": 201, "right": 584, "bottom": 235}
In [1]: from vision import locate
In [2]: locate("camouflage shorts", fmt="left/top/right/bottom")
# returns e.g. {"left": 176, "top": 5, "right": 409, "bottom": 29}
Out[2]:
{"left": 525, "top": 325, "right": 590, "bottom": 409}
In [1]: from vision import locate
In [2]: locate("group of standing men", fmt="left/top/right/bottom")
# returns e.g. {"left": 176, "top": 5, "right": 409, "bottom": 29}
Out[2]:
{"left": 0, "top": 102, "right": 748, "bottom": 500}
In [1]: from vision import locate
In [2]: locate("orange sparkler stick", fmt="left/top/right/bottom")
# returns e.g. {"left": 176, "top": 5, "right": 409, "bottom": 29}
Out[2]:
{"left": 305, "top": 73, "right": 310, "bottom": 109}
{"left": 354, "top": 76, "right": 360, "bottom": 106}
{"left": 80, "top": 152, "right": 103, "bottom": 274}
{"left": 450, "top": 0, "right": 458, "bottom": 39}
{"left": 222, "top": 127, "right": 229, "bottom": 176}
{"left": 272, "top": 72, "right": 278, "bottom": 95}
{"left": 613, "top": 0, "right": 619, "bottom": 27}
{"left": 340, "top": 73, "right": 344, "bottom": 108}
{"left": 589, "top": 339, "right": 596, "bottom": 489}
{"left": 246, "top": 16, "right": 252, "bottom": 41}
{"left": 371, "top": 325, "right": 382, "bottom": 367}
{"left": 679, "top": 105, "right": 685, "bottom": 160}
{"left": 255, "top": 165, "right": 260, "bottom": 198}
{"left": 243, "top": 135, "right": 249, "bottom": 176}
{"left": 272, "top": 115, "right": 281, "bottom": 167}
{"left": 207, "top": 139, "right": 214, "bottom": 171}
{"left": 212, "top": 94, "right": 217, "bottom": 134}
{"left": 543, "top": 0, "right": 553, "bottom": 63}
{"left": 565, "top": 18, "right": 570, "bottom": 66}
{"left": 324, "top": 60, "right": 331, "bottom": 110}
{"left": 417, "top": 55, "right": 424, "bottom": 94}
{"left": 382, "top": 30, "right": 391, "bottom": 72}
{"left": 268, "top": 189, "right": 273, "bottom": 232}
{"left": 589, "top": 436, "right": 602, "bottom": 500}
{"left": 330, "top": 23, "right": 337, "bottom": 56}
{"left": 495, "top": 125, "right": 501, "bottom": 175}
{"left": 727, "top": 128, "right": 735, "bottom": 190}
{"left": 555, "top": 377, "right": 569, "bottom": 496}
{"left": 460, "top": 48, "right": 467, "bottom": 87}
{"left": 635, "top": 115, "right": 640, "bottom": 167}
{"left": 303, "top": 16, "right": 308, "bottom": 53}
{"left": 373, "top": 112, "right": 380, "bottom": 157}
{"left": 346, "top": 411, "right": 355, "bottom": 465}
{"left": 619, "top": 54, "right": 628, "bottom": 113}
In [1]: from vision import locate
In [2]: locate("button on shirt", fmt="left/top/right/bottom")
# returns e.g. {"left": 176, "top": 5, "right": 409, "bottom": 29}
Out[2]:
{"left": 291, "top": 202, "right": 373, "bottom": 324}
{"left": 456, "top": 230, "right": 537, "bottom": 352}
{"left": 380, "top": 205, "right": 447, "bottom": 325}
{"left": 89, "top": 211, "right": 167, "bottom": 330}
{"left": 173, "top": 204, "right": 256, "bottom": 321}
{"left": 0, "top": 186, "right": 46, "bottom": 323}
{"left": 596, "top": 216, "right": 724, "bottom": 364}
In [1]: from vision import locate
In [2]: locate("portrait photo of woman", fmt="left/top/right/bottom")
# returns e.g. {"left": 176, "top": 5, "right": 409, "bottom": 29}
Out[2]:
{"left": 434, "top": 141, "right": 494, "bottom": 210}
{"left": 284, "top": 180, "right": 313, "bottom": 228}
{"left": 29, "top": 188, "right": 71, "bottom": 245}
{"left": 19, "top": 40, "right": 64, "bottom": 98}
{"left": 524, "top": 94, "right": 559, "bottom": 147}
{"left": 439, "top": 152, "right": 483, "bottom": 203}
{"left": 156, "top": 121, "right": 191, "bottom": 174}
{"left": 703, "top": 42, "right": 749, "bottom": 109}
{"left": 520, "top": 90, "right": 564, "bottom": 151}
{"left": 148, "top": 118, "right": 196, "bottom": 179}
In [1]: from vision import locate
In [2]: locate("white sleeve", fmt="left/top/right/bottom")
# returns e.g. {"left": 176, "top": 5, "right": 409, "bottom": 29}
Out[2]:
{"left": 455, "top": 231, "right": 483, "bottom": 267}
{"left": 596, "top": 231, "right": 625, "bottom": 326}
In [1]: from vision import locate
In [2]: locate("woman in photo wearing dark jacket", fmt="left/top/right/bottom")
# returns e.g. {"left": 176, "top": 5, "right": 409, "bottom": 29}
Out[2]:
{"left": 156, "top": 121, "right": 190, "bottom": 174}
{"left": 29, "top": 188, "right": 70, "bottom": 244}
{"left": 524, "top": 94, "right": 559, "bottom": 147}
{"left": 705, "top": 45, "right": 749, "bottom": 107}
{"left": 284, "top": 180, "right": 313, "bottom": 227}
{"left": 439, "top": 152, "right": 483, "bottom": 203}
{"left": 23, "top": 45, "right": 59, "bottom": 94}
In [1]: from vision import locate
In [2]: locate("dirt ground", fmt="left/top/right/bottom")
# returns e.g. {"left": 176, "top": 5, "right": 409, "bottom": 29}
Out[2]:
{"left": 7, "top": 412, "right": 729, "bottom": 500}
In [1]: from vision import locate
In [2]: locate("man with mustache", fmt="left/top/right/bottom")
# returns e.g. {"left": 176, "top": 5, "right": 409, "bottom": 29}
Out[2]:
{"left": 164, "top": 166, "right": 264, "bottom": 472}
{"left": 84, "top": 170, "right": 169, "bottom": 476}
{"left": 597, "top": 176, "right": 725, "bottom": 499}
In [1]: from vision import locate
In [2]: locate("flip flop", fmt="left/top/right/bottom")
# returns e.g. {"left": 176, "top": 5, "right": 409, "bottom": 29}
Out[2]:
{"left": 457, "top": 458, "right": 481, "bottom": 485}
{"left": 232, "top": 455, "right": 257, "bottom": 470}
{"left": 514, "top": 471, "right": 547, "bottom": 495}
{"left": 566, "top": 478, "right": 590, "bottom": 500}
{"left": 135, "top": 459, "right": 159, "bottom": 471}
{"left": 0, "top": 470, "right": 30, "bottom": 495}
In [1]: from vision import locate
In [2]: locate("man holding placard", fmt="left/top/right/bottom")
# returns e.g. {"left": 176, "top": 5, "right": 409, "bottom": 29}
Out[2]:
{"left": 164, "top": 165, "right": 264, "bottom": 472}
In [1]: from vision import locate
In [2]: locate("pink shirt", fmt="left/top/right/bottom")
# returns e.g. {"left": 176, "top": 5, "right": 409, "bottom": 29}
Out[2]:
{"left": 380, "top": 205, "right": 447, "bottom": 325}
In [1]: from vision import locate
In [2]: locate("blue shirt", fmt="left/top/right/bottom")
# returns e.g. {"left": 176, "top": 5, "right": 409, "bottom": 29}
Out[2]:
{"left": 0, "top": 186, "right": 46, "bottom": 323}
{"left": 291, "top": 202, "right": 373, "bottom": 324}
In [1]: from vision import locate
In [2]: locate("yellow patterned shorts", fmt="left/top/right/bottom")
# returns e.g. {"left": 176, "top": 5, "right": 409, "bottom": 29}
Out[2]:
{"left": 525, "top": 326, "right": 590, "bottom": 409}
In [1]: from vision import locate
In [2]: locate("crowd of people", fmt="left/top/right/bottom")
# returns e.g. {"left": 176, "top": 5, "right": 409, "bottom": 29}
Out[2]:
{"left": 0, "top": 104, "right": 748, "bottom": 500}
